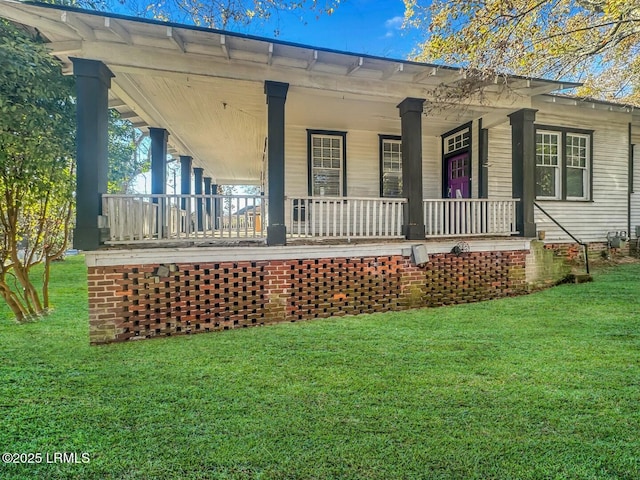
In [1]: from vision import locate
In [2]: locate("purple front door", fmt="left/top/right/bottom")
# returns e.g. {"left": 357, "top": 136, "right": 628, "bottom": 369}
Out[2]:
{"left": 447, "top": 153, "right": 470, "bottom": 198}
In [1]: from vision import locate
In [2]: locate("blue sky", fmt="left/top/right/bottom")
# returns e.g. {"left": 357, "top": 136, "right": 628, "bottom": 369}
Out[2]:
{"left": 240, "top": 0, "right": 421, "bottom": 60}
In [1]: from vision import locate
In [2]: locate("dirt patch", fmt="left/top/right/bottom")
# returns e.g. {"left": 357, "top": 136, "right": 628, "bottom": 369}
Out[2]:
{"left": 587, "top": 255, "right": 640, "bottom": 274}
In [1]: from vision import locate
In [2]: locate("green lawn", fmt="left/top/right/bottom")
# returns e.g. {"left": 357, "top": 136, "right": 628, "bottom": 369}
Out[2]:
{"left": 0, "top": 255, "right": 639, "bottom": 479}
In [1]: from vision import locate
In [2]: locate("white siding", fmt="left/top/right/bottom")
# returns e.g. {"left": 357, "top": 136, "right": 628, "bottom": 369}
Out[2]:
{"left": 422, "top": 135, "right": 441, "bottom": 198}
{"left": 283, "top": 125, "right": 309, "bottom": 223}
{"left": 533, "top": 108, "right": 629, "bottom": 243}
{"left": 631, "top": 144, "right": 640, "bottom": 239}
{"left": 285, "top": 126, "right": 444, "bottom": 200}
{"left": 285, "top": 125, "right": 309, "bottom": 198}
{"left": 285, "top": 128, "right": 385, "bottom": 199}
{"left": 346, "top": 130, "right": 383, "bottom": 197}
{"left": 487, "top": 123, "right": 512, "bottom": 199}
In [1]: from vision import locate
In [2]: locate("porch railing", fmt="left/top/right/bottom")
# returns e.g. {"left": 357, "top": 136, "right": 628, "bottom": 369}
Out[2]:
{"left": 423, "top": 198, "right": 519, "bottom": 237}
{"left": 287, "top": 196, "right": 406, "bottom": 239}
{"left": 102, "top": 194, "right": 266, "bottom": 243}
{"left": 102, "top": 195, "right": 519, "bottom": 243}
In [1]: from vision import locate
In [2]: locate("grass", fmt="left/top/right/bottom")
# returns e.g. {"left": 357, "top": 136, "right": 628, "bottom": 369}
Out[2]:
{"left": 0, "top": 255, "right": 639, "bottom": 479}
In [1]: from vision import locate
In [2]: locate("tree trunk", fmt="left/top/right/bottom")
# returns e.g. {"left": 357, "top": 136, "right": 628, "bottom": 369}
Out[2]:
{"left": 0, "top": 281, "right": 28, "bottom": 321}
{"left": 43, "top": 260, "right": 51, "bottom": 310}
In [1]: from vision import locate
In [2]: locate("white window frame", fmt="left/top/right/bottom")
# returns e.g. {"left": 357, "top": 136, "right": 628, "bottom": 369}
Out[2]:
{"left": 380, "top": 136, "right": 402, "bottom": 198}
{"left": 535, "top": 127, "right": 592, "bottom": 201}
{"left": 536, "top": 130, "right": 562, "bottom": 200}
{"left": 444, "top": 128, "right": 470, "bottom": 154}
{"left": 565, "top": 133, "right": 590, "bottom": 201}
{"left": 308, "top": 132, "right": 345, "bottom": 197}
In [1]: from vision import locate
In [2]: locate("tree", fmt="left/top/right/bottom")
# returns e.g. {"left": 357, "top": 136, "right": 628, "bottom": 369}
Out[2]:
{"left": 403, "top": 0, "right": 640, "bottom": 104}
{"left": 0, "top": 20, "right": 76, "bottom": 321}
{"left": 108, "top": 110, "right": 150, "bottom": 194}
{"left": 216, "top": 185, "right": 261, "bottom": 216}
{"left": 54, "top": 0, "right": 341, "bottom": 33}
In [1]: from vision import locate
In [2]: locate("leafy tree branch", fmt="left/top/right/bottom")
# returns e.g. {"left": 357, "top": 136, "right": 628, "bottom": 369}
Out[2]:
{"left": 404, "top": 0, "right": 640, "bottom": 104}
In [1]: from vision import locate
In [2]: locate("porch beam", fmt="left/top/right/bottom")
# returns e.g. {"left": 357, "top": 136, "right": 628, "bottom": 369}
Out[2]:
{"left": 220, "top": 35, "right": 230, "bottom": 59}
{"left": 509, "top": 108, "right": 538, "bottom": 237}
{"left": 507, "top": 78, "right": 530, "bottom": 90}
{"left": 438, "top": 70, "right": 467, "bottom": 86}
{"left": 46, "top": 40, "right": 82, "bottom": 55}
{"left": 108, "top": 97, "right": 127, "bottom": 108}
{"left": 194, "top": 167, "right": 204, "bottom": 231}
{"left": 412, "top": 67, "right": 438, "bottom": 84}
{"left": 346, "top": 57, "right": 363, "bottom": 76}
{"left": 104, "top": 18, "right": 133, "bottom": 45}
{"left": 479, "top": 110, "right": 512, "bottom": 129}
{"left": 306, "top": 50, "right": 318, "bottom": 71}
{"left": 265, "top": 80, "right": 289, "bottom": 246}
{"left": 61, "top": 11, "right": 96, "bottom": 41}
{"left": 180, "top": 155, "right": 192, "bottom": 210}
{"left": 267, "top": 43, "right": 274, "bottom": 65}
{"left": 522, "top": 84, "right": 563, "bottom": 96}
{"left": 71, "top": 58, "right": 113, "bottom": 251}
{"left": 117, "top": 110, "right": 139, "bottom": 119}
{"left": 398, "top": 97, "right": 426, "bottom": 240}
{"left": 1, "top": 7, "right": 80, "bottom": 39}
{"left": 381, "top": 63, "right": 403, "bottom": 81}
{"left": 167, "top": 27, "right": 186, "bottom": 53}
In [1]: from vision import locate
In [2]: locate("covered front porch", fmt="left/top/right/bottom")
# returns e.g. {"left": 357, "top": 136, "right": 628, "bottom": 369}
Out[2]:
{"left": 0, "top": 2, "right": 565, "bottom": 250}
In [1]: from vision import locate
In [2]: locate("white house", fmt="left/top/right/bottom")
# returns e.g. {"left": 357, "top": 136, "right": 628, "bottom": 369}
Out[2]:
{"left": 2, "top": 0, "right": 638, "bottom": 343}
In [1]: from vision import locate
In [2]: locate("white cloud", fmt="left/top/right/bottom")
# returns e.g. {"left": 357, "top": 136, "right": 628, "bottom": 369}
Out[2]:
{"left": 385, "top": 16, "right": 403, "bottom": 29}
{"left": 384, "top": 16, "right": 403, "bottom": 38}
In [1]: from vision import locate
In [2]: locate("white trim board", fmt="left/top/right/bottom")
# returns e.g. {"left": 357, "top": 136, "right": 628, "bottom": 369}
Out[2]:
{"left": 85, "top": 239, "right": 531, "bottom": 267}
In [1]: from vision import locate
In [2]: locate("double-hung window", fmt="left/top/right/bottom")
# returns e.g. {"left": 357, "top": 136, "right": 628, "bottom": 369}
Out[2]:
{"left": 380, "top": 135, "right": 402, "bottom": 197}
{"left": 535, "top": 127, "right": 591, "bottom": 201}
{"left": 308, "top": 130, "right": 346, "bottom": 197}
{"left": 535, "top": 131, "right": 561, "bottom": 199}
{"left": 565, "top": 133, "right": 589, "bottom": 199}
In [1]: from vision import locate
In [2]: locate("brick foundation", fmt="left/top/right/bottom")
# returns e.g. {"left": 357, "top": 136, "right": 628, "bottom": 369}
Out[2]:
{"left": 543, "top": 241, "right": 630, "bottom": 261}
{"left": 521, "top": 240, "right": 636, "bottom": 288}
{"left": 88, "top": 248, "right": 529, "bottom": 344}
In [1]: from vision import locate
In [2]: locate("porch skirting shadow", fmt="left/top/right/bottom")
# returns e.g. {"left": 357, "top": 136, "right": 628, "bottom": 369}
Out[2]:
{"left": 85, "top": 240, "right": 574, "bottom": 344}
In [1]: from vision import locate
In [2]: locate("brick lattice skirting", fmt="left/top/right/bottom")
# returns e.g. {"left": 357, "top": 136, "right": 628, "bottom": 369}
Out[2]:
{"left": 88, "top": 249, "right": 528, "bottom": 344}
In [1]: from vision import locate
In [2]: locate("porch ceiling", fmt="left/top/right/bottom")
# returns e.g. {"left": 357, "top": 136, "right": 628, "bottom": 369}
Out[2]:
{"left": 111, "top": 66, "right": 499, "bottom": 184}
{"left": 116, "top": 72, "right": 268, "bottom": 184}
{"left": 1, "top": 0, "right": 579, "bottom": 184}
{"left": 286, "top": 89, "right": 491, "bottom": 134}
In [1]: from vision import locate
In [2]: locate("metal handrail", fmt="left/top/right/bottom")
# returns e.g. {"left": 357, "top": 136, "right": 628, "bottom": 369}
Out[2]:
{"left": 534, "top": 201, "right": 590, "bottom": 275}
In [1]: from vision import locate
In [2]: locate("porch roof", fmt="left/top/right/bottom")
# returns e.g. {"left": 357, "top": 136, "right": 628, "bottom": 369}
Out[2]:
{"left": 2, "top": 0, "right": 580, "bottom": 184}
